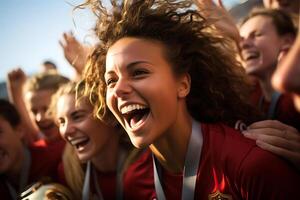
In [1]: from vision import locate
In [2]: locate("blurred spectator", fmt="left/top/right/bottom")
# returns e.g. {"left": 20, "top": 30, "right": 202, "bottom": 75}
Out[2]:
{"left": 41, "top": 60, "right": 58, "bottom": 73}
{"left": 0, "top": 99, "right": 62, "bottom": 200}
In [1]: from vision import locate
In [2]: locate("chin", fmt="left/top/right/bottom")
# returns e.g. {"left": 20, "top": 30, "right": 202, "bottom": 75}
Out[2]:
{"left": 130, "top": 137, "right": 150, "bottom": 149}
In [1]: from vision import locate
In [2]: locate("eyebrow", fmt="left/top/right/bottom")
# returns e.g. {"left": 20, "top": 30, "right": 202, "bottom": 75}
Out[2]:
{"left": 105, "top": 60, "right": 153, "bottom": 76}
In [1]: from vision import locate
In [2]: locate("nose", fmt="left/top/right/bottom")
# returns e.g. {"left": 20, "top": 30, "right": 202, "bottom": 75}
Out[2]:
{"left": 112, "top": 77, "right": 132, "bottom": 98}
{"left": 239, "top": 36, "right": 253, "bottom": 50}
{"left": 60, "top": 120, "right": 76, "bottom": 139}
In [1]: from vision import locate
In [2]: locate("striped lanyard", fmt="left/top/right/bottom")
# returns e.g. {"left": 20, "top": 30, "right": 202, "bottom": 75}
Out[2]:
{"left": 152, "top": 120, "right": 203, "bottom": 200}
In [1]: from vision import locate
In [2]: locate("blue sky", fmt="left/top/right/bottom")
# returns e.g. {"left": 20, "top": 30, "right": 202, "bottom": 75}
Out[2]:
{"left": 0, "top": 0, "right": 240, "bottom": 82}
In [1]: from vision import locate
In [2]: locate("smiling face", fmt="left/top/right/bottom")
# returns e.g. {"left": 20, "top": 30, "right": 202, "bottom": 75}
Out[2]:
{"left": 105, "top": 37, "right": 189, "bottom": 148}
{"left": 56, "top": 94, "right": 116, "bottom": 162}
{"left": 239, "top": 15, "right": 286, "bottom": 78}
{"left": 24, "top": 89, "right": 60, "bottom": 141}
{"left": 0, "top": 116, "right": 24, "bottom": 175}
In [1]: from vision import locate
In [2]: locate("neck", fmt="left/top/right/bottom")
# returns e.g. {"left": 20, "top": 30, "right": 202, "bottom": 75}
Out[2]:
{"left": 259, "top": 77, "right": 275, "bottom": 102}
{"left": 92, "top": 135, "right": 120, "bottom": 172}
{"left": 257, "top": 66, "right": 276, "bottom": 102}
{"left": 150, "top": 105, "right": 192, "bottom": 173}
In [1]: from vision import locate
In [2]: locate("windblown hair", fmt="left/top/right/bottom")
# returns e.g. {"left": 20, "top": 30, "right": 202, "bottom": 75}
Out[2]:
{"left": 241, "top": 8, "right": 297, "bottom": 38}
{"left": 81, "top": 0, "right": 261, "bottom": 126}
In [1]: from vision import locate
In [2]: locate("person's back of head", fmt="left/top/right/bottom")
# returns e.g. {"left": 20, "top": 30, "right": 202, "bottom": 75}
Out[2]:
{"left": 41, "top": 60, "right": 58, "bottom": 73}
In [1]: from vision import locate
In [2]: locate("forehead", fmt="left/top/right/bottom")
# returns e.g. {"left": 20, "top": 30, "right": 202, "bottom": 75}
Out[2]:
{"left": 106, "top": 37, "right": 166, "bottom": 67}
{"left": 56, "top": 94, "right": 90, "bottom": 116}
{"left": 24, "top": 89, "right": 55, "bottom": 108}
{"left": 240, "top": 15, "right": 275, "bottom": 36}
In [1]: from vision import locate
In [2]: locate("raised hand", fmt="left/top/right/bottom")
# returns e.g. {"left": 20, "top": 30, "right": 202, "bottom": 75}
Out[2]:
{"left": 59, "top": 32, "right": 92, "bottom": 76}
{"left": 7, "top": 68, "right": 27, "bottom": 97}
{"left": 243, "top": 120, "right": 300, "bottom": 170}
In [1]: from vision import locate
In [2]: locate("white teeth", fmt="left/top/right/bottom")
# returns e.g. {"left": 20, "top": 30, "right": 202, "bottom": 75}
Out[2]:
{"left": 68, "top": 137, "right": 89, "bottom": 146}
{"left": 120, "top": 104, "right": 147, "bottom": 114}
{"left": 243, "top": 51, "right": 259, "bottom": 61}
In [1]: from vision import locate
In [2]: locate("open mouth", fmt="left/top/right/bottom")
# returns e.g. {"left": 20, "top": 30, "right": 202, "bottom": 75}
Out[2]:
{"left": 243, "top": 51, "right": 260, "bottom": 61}
{"left": 68, "top": 137, "right": 90, "bottom": 151}
{"left": 120, "top": 104, "right": 150, "bottom": 129}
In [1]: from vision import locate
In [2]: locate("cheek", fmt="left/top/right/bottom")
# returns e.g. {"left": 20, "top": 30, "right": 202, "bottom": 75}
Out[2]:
{"left": 106, "top": 91, "right": 119, "bottom": 119}
{"left": 293, "top": 95, "right": 300, "bottom": 112}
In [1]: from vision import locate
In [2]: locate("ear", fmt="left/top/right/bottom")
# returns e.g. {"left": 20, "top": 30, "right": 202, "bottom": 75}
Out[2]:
{"left": 177, "top": 73, "right": 191, "bottom": 98}
{"left": 280, "top": 33, "right": 295, "bottom": 48}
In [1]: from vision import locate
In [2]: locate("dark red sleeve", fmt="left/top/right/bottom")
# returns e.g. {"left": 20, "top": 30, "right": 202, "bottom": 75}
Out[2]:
{"left": 237, "top": 146, "right": 300, "bottom": 200}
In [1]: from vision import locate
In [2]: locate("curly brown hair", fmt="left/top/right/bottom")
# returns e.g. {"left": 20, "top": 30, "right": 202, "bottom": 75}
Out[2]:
{"left": 81, "top": 0, "right": 261, "bottom": 126}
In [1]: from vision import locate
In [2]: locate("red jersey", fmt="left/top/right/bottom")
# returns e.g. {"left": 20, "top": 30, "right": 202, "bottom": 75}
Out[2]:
{"left": 123, "top": 123, "right": 300, "bottom": 200}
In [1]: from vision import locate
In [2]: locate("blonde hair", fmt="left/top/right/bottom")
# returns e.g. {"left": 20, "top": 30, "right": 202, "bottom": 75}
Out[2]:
{"left": 23, "top": 71, "right": 69, "bottom": 93}
{"left": 62, "top": 143, "right": 84, "bottom": 199}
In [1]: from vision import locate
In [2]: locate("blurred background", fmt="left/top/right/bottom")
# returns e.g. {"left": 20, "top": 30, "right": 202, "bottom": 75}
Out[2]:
{"left": 0, "top": 0, "right": 261, "bottom": 98}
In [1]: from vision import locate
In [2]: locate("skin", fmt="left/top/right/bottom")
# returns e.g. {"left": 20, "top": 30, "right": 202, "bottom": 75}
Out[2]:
{"left": 0, "top": 116, "right": 24, "bottom": 184}
{"left": 7, "top": 68, "right": 40, "bottom": 144}
{"left": 56, "top": 94, "right": 119, "bottom": 171}
{"left": 239, "top": 15, "right": 293, "bottom": 101}
{"left": 24, "top": 89, "right": 60, "bottom": 142}
{"left": 272, "top": 34, "right": 300, "bottom": 111}
{"left": 105, "top": 37, "right": 191, "bottom": 172}
{"left": 239, "top": 15, "right": 288, "bottom": 79}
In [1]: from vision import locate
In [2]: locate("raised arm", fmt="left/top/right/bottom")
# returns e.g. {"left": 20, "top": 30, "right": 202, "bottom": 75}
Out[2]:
{"left": 59, "top": 32, "right": 92, "bottom": 80}
{"left": 7, "top": 68, "right": 40, "bottom": 144}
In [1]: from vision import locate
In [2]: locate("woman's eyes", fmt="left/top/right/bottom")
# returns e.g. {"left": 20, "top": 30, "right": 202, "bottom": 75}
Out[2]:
{"left": 73, "top": 114, "right": 85, "bottom": 121}
{"left": 57, "top": 118, "right": 65, "bottom": 126}
{"left": 105, "top": 68, "right": 149, "bottom": 86}
{"left": 132, "top": 69, "right": 148, "bottom": 77}
{"left": 106, "top": 78, "right": 116, "bottom": 86}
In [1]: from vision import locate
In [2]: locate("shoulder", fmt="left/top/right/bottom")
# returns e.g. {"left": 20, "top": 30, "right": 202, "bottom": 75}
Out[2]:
{"left": 202, "top": 123, "right": 300, "bottom": 198}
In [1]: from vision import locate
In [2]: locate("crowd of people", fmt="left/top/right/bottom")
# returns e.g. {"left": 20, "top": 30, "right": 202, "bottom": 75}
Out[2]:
{"left": 1, "top": 0, "right": 300, "bottom": 199}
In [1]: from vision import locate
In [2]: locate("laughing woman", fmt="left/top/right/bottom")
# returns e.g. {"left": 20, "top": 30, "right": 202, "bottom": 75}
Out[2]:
{"left": 82, "top": 0, "right": 300, "bottom": 199}
{"left": 49, "top": 81, "right": 136, "bottom": 200}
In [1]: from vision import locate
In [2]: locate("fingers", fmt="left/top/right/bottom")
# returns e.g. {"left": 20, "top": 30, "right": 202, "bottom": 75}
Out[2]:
{"left": 217, "top": 0, "right": 225, "bottom": 9}
{"left": 245, "top": 132, "right": 300, "bottom": 151}
{"left": 248, "top": 120, "right": 298, "bottom": 134}
{"left": 243, "top": 128, "right": 299, "bottom": 141}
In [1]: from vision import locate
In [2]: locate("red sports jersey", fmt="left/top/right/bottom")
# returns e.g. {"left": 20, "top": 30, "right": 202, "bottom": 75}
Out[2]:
{"left": 123, "top": 123, "right": 300, "bottom": 200}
